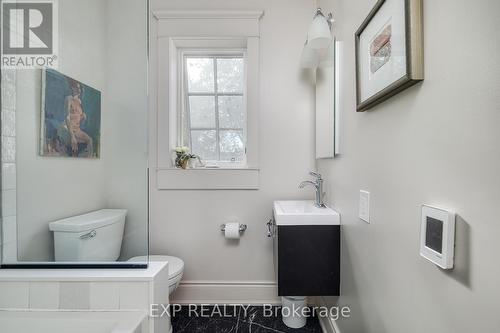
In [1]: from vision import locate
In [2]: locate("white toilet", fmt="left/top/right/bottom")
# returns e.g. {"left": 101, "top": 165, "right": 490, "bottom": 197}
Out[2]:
{"left": 129, "top": 255, "right": 184, "bottom": 295}
{"left": 49, "top": 209, "right": 185, "bottom": 296}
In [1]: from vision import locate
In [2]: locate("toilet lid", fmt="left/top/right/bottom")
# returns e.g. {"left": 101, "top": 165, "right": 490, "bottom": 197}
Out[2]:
{"left": 128, "top": 255, "right": 184, "bottom": 279}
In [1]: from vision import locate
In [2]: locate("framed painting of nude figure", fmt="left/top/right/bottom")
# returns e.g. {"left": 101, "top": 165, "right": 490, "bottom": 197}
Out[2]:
{"left": 40, "top": 69, "right": 101, "bottom": 158}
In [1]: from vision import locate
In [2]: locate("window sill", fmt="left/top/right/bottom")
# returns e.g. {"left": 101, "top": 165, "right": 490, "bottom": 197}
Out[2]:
{"left": 156, "top": 167, "right": 260, "bottom": 190}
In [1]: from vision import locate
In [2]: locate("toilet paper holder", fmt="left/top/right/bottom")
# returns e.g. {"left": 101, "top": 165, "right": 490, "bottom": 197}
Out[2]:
{"left": 220, "top": 223, "right": 247, "bottom": 233}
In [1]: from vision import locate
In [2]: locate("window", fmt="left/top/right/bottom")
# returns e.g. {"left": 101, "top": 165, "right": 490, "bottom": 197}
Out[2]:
{"left": 181, "top": 53, "right": 246, "bottom": 165}
{"left": 156, "top": 12, "right": 262, "bottom": 188}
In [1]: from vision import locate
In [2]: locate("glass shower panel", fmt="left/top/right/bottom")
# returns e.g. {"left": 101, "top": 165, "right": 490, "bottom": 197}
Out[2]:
{"left": 0, "top": 0, "right": 149, "bottom": 267}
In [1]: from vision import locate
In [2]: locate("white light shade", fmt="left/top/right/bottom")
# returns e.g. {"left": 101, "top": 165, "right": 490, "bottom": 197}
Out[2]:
{"left": 307, "top": 14, "right": 332, "bottom": 49}
{"left": 318, "top": 40, "right": 335, "bottom": 68}
{"left": 300, "top": 43, "right": 319, "bottom": 69}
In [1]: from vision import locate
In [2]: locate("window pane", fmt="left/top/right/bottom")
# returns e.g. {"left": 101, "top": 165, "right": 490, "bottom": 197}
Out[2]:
{"left": 217, "top": 58, "right": 244, "bottom": 93}
{"left": 189, "top": 96, "right": 215, "bottom": 128}
{"left": 219, "top": 130, "right": 245, "bottom": 162}
{"left": 191, "top": 130, "right": 217, "bottom": 160}
{"left": 186, "top": 58, "right": 214, "bottom": 93}
{"left": 218, "top": 96, "right": 244, "bottom": 129}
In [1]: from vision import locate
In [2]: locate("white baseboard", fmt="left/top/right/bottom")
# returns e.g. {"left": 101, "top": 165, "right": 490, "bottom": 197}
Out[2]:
{"left": 170, "top": 280, "right": 281, "bottom": 305}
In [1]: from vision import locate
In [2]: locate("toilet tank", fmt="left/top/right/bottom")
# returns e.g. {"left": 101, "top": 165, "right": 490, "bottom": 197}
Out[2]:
{"left": 49, "top": 209, "right": 127, "bottom": 262}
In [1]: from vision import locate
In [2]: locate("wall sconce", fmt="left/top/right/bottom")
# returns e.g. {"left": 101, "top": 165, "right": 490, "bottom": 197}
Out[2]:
{"left": 300, "top": 41, "right": 319, "bottom": 69}
{"left": 318, "top": 40, "right": 335, "bottom": 68}
{"left": 307, "top": 8, "right": 334, "bottom": 50}
{"left": 300, "top": 8, "right": 334, "bottom": 69}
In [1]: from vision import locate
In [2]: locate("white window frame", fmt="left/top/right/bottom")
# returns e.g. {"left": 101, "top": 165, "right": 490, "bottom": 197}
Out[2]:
{"left": 180, "top": 50, "right": 248, "bottom": 167}
{"left": 161, "top": 37, "right": 259, "bottom": 169}
{"left": 152, "top": 10, "right": 263, "bottom": 189}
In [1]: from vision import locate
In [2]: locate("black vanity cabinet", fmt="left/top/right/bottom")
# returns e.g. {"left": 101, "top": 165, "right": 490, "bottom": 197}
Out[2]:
{"left": 272, "top": 221, "right": 340, "bottom": 296}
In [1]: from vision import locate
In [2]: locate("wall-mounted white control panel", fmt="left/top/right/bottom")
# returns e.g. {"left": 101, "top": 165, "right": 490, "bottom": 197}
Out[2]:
{"left": 420, "top": 205, "right": 456, "bottom": 269}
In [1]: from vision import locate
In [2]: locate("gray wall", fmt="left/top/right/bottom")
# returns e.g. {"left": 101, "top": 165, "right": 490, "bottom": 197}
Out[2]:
{"left": 149, "top": 0, "right": 317, "bottom": 289}
{"left": 15, "top": 0, "right": 149, "bottom": 262}
{"left": 16, "top": 0, "right": 108, "bottom": 261}
{"left": 317, "top": 0, "right": 500, "bottom": 332}
{"left": 103, "top": 0, "right": 149, "bottom": 260}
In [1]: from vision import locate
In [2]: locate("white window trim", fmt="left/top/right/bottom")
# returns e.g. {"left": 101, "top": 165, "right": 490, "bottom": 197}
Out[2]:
{"left": 180, "top": 50, "right": 248, "bottom": 167}
{"left": 153, "top": 10, "right": 263, "bottom": 189}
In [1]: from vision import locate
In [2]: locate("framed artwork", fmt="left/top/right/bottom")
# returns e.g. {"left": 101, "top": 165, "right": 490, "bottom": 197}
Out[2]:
{"left": 41, "top": 69, "right": 101, "bottom": 158}
{"left": 355, "top": 0, "right": 423, "bottom": 112}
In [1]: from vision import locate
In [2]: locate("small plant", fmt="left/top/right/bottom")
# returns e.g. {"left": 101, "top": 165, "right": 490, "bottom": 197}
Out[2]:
{"left": 174, "top": 147, "right": 200, "bottom": 169}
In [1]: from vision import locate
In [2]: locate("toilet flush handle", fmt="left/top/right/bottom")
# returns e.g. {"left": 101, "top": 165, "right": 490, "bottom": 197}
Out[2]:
{"left": 80, "top": 230, "right": 97, "bottom": 240}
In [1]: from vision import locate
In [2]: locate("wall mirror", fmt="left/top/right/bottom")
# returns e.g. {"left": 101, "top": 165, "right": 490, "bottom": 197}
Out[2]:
{"left": 315, "top": 40, "right": 341, "bottom": 159}
{"left": 0, "top": 0, "right": 149, "bottom": 267}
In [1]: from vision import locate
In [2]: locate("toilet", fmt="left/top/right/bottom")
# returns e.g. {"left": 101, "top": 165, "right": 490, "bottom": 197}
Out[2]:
{"left": 129, "top": 255, "right": 184, "bottom": 295}
{"left": 49, "top": 209, "right": 184, "bottom": 296}
{"left": 49, "top": 209, "right": 127, "bottom": 261}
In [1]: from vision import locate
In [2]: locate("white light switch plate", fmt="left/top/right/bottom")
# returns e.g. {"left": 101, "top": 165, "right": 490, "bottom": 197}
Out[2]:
{"left": 359, "top": 190, "right": 370, "bottom": 223}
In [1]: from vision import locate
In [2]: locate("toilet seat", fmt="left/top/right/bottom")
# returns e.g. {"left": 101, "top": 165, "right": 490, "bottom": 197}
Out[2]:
{"left": 128, "top": 255, "right": 184, "bottom": 284}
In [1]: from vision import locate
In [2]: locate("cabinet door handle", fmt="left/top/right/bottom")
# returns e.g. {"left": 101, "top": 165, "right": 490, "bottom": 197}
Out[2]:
{"left": 266, "top": 219, "right": 273, "bottom": 237}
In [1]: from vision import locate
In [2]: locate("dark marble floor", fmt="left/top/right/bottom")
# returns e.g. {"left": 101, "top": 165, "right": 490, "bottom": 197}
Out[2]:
{"left": 171, "top": 305, "right": 323, "bottom": 333}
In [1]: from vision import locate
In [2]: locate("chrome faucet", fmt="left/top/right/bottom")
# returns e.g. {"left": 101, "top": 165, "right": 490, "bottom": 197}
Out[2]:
{"left": 299, "top": 171, "right": 326, "bottom": 208}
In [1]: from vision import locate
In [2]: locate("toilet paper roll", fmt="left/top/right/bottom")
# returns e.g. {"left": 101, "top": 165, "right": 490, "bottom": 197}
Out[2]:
{"left": 224, "top": 222, "right": 240, "bottom": 239}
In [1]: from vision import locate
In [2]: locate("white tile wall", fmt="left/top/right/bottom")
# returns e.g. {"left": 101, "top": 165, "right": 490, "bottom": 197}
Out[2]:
{"left": 1, "top": 136, "right": 15, "bottom": 163}
{"left": 118, "top": 282, "right": 149, "bottom": 310}
{"left": 1, "top": 110, "right": 15, "bottom": 137}
{"left": 1, "top": 243, "right": 16, "bottom": 263}
{"left": 153, "top": 262, "right": 169, "bottom": 305}
{"left": 1, "top": 69, "right": 16, "bottom": 85}
{"left": 152, "top": 263, "right": 170, "bottom": 333}
{"left": 0, "top": 282, "right": 29, "bottom": 308}
{"left": 1, "top": 70, "right": 16, "bottom": 110}
{"left": 2, "top": 216, "right": 16, "bottom": 243}
{"left": 0, "top": 262, "right": 171, "bottom": 333}
{"left": 29, "top": 282, "right": 60, "bottom": 309}
{"left": 1, "top": 68, "right": 17, "bottom": 264}
{"left": 0, "top": 267, "right": 168, "bottom": 310}
{"left": 89, "top": 282, "right": 120, "bottom": 310}
{"left": 2, "top": 163, "right": 16, "bottom": 190}
{"left": 1, "top": 190, "right": 16, "bottom": 217}
{"left": 59, "top": 282, "right": 90, "bottom": 310}
{"left": 0, "top": 279, "right": 163, "bottom": 312}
